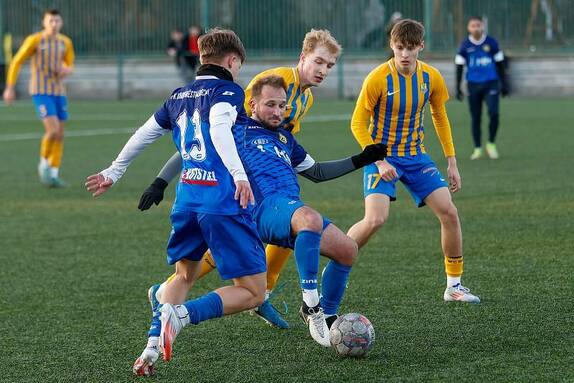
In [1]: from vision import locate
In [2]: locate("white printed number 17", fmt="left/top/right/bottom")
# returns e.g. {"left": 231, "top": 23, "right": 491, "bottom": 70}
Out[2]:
{"left": 177, "top": 110, "right": 206, "bottom": 161}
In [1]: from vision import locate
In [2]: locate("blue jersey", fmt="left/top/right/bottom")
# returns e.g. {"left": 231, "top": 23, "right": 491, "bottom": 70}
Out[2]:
{"left": 456, "top": 35, "right": 503, "bottom": 83}
{"left": 154, "top": 75, "right": 249, "bottom": 215}
{"left": 234, "top": 118, "right": 308, "bottom": 202}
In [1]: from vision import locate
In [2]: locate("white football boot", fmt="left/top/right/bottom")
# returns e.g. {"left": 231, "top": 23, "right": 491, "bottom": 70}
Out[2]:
{"left": 132, "top": 345, "right": 159, "bottom": 376}
{"left": 444, "top": 283, "right": 481, "bottom": 303}
{"left": 470, "top": 148, "right": 483, "bottom": 160}
{"left": 159, "top": 303, "right": 187, "bottom": 361}
{"left": 299, "top": 303, "right": 331, "bottom": 347}
{"left": 485, "top": 142, "right": 499, "bottom": 159}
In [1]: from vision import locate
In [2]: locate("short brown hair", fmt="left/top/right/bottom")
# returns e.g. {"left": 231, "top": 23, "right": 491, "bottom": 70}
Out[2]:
{"left": 301, "top": 29, "right": 342, "bottom": 57}
{"left": 390, "top": 19, "right": 425, "bottom": 47}
{"left": 251, "top": 75, "right": 287, "bottom": 99}
{"left": 43, "top": 9, "right": 61, "bottom": 18}
{"left": 198, "top": 28, "right": 246, "bottom": 64}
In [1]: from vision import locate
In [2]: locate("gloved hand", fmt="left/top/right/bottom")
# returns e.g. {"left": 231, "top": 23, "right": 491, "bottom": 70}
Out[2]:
{"left": 501, "top": 82, "right": 510, "bottom": 97}
{"left": 351, "top": 143, "right": 388, "bottom": 168}
{"left": 138, "top": 177, "right": 168, "bottom": 211}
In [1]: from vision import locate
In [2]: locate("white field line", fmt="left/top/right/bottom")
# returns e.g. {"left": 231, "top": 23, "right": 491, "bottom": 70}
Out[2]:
{"left": 0, "top": 114, "right": 350, "bottom": 142}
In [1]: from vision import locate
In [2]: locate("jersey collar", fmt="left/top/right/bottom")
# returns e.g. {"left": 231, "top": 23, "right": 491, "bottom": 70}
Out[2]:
{"left": 468, "top": 34, "right": 487, "bottom": 45}
{"left": 196, "top": 64, "right": 234, "bottom": 81}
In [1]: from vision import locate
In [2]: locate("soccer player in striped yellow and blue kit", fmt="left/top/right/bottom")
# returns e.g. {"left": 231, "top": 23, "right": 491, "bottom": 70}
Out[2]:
{"left": 139, "top": 30, "right": 343, "bottom": 327}
{"left": 3, "top": 9, "right": 75, "bottom": 187}
{"left": 347, "top": 19, "right": 480, "bottom": 303}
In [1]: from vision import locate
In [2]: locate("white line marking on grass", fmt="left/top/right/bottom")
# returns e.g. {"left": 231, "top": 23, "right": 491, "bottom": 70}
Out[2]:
{"left": 0, "top": 114, "right": 350, "bottom": 142}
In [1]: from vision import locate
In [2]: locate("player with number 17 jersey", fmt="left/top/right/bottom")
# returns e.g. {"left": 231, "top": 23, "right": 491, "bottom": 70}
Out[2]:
{"left": 154, "top": 75, "right": 249, "bottom": 215}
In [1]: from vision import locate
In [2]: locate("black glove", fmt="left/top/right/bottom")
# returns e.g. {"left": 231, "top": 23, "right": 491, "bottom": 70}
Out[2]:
{"left": 456, "top": 88, "right": 464, "bottom": 101}
{"left": 501, "top": 82, "right": 509, "bottom": 97}
{"left": 351, "top": 143, "right": 387, "bottom": 168}
{"left": 138, "top": 177, "right": 168, "bottom": 211}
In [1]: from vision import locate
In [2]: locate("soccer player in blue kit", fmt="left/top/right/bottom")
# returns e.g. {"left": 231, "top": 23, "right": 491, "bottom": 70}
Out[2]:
{"left": 455, "top": 16, "right": 508, "bottom": 160}
{"left": 86, "top": 29, "right": 269, "bottom": 375}
{"left": 135, "top": 74, "right": 387, "bottom": 366}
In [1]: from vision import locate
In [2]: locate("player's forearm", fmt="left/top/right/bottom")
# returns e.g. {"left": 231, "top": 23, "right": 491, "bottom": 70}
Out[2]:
{"left": 351, "top": 115, "right": 375, "bottom": 149}
{"left": 455, "top": 64, "right": 464, "bottom": 90}
{"left": 299, "top": 158, "right": 356, "bottom": 183}
{"left": 157, "top": 152, "right": 182, "bottom": 183}
{"left": 430, "top": 104, "right": 456, "bottom": 157}
{"left": 495, "top": 61, "right": 506, "bottom": 84}
{"left": 6, "top": 60, "right": 25, "bottom": 87}
{"left": 100, "top": 115, "right": 168, "bottom": 183}
{"left": 209, "top": 102, "right": 248, "bottom": 182}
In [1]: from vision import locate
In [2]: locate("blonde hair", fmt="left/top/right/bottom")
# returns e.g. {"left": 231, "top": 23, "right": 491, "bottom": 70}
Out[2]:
{"left": 251, "top": 75, "right": 287, "bottom": 99}
{"left": 199, "top": 28, "right": 246, "bottom": 63}
{"left": 301, "top": 29, "right": 342, "bottom": 57}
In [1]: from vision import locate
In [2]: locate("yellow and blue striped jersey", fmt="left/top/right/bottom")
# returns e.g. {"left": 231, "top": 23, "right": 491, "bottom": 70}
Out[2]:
{"left": 7, "top": 32, "right": 75, "bottom": 96}
{"left": 351, "top": 59, "right": 455, "bottom": 157}
{"left": 245, "top": 67, "right": 314, "bottom": 134}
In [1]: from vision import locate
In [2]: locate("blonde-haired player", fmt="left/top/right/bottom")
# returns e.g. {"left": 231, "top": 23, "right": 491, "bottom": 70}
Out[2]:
{"left": 138, "top": 29, "right": 342, "bottom": 328}
{"left": 348, "top": 19, "right": 480, "bottom": 303}
{"left": 3, "top": 9, "right": 75, "bottom": 187}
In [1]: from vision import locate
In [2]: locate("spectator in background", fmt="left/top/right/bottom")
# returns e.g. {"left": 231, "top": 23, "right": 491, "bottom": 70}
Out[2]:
{"left": 166, "top": 29, "right": 191, "bottom": 84}
{"left": 181, "top": 25, "right": 202, "bottom": 83}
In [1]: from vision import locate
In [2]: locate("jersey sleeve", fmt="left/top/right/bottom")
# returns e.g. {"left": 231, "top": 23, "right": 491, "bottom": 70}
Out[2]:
{"left": 6, "top": 34, "right": 38, "bottom": 86}
{"left": 63, "top": 36, "right": 75, "bottom": 68}
{"left": 456, "top": 40, "right": 468, "bottom": 60}
{"left": 290, "top": 137, "right": 309, "bottom": 169}
{"left": 350, "top": 70, "right": 382, "bottom": 149}
{"left": 429, "top": 69, "right": 455, "bottom": 157}
{"left": 490, "top": 38, "right": 504, "bottom": 62}
{"left": 153, "top": 89, "right": 180, "bottom": 130}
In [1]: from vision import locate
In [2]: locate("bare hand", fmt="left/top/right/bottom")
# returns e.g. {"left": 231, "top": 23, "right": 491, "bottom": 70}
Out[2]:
{"left": 376, "top": 159, "right": 398, "bottom": 182}
{"left": 85, "top": 173, "right": 114, "bottom": 197}
{"left": 447, "top": 161, "right": 462, "bottom": 193}
{"left": 3, "top": 87, "right": 15, "bottom": 105}
{"left": 234, "top": 180, "right": 255, "bottom": 209}
{"left": 58, "top": 65, "right": 73, "bottom": 78}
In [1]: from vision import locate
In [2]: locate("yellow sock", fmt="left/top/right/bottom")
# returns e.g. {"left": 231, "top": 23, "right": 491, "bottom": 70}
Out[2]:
{"left": 48, "top": 140, "right": 64, "bottom": 168}
{"left": 40, "top": 136, "right": 55, "bottom": 160}
{"left": 198, "top": 250, "right": 217, "bottom": 278}
{"left": 266, "top": 245, "right": 292, "bottom": 291}
{"left": 445, "top": 256, "right": 464, "bottom": 277}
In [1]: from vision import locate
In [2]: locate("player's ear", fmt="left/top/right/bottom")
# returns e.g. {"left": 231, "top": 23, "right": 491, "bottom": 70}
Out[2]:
{"left": 420, "top": 41, "right": 425, "bottom": 51}
{"left": 248, "top": 97, "right": 256, "bottom": 113}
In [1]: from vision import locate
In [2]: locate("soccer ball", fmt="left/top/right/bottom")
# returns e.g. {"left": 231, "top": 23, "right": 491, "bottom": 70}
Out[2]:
{"left": 329, "top": 313, "right": 375, "bottom": 357}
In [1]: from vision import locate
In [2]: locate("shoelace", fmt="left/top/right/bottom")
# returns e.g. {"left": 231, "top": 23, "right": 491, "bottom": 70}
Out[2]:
{"left": 308, "top": 307, "right": 326, "bottom": 337}
{"left": 453, "top": 284, "right": 471, "bottom": 293}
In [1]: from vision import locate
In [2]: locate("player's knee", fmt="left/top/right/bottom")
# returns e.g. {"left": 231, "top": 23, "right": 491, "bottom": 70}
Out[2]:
{"left": 299, "top": 208, "right": 323, "bottom": 233}
{"left": 364, "top": 215, "right": 387, "bottom": 233}
{"left": 338, "top": 238, "right": 359, "bottom": 266}
{"left": 439, "top": 203, "right": 459, "bottom": 225}
{"left": 45, "top": 130, "right": 59, "bottom": 140}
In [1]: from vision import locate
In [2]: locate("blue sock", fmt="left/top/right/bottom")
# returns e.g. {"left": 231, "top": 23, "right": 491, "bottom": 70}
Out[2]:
{"left": 294, "top": 230, "right": 322, "bottom": 290}
{"left": 320, "top": 260, "right": 352, "bottom": 316}
{"left": 183, "top": 291, "right": 224, "bottom": 325}
{"left": 147, "top": 311, "right": 161, "bottom": 337}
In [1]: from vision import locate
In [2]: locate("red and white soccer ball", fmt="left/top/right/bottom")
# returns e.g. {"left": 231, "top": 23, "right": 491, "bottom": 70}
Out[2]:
{"left": 329, "top": 313, "right": 375, "bottom": 357}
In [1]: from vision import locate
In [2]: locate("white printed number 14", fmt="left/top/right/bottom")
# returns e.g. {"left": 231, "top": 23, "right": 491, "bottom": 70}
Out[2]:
{"left": 177, "top": 110, "right": 206, "bottom": 161}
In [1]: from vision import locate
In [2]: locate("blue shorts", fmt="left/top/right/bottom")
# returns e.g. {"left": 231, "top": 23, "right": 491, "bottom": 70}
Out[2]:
{"left": 166, "top": 209, "right": 266, "bottom": 280}
{"left": 253, "top": 195, "right": 331, "bottom": 249}
{"left": 363, "top": 154, "right": 448, "bottom": 207}
{"left": 32, "top": 95, "right": 68, "bottom": 120}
